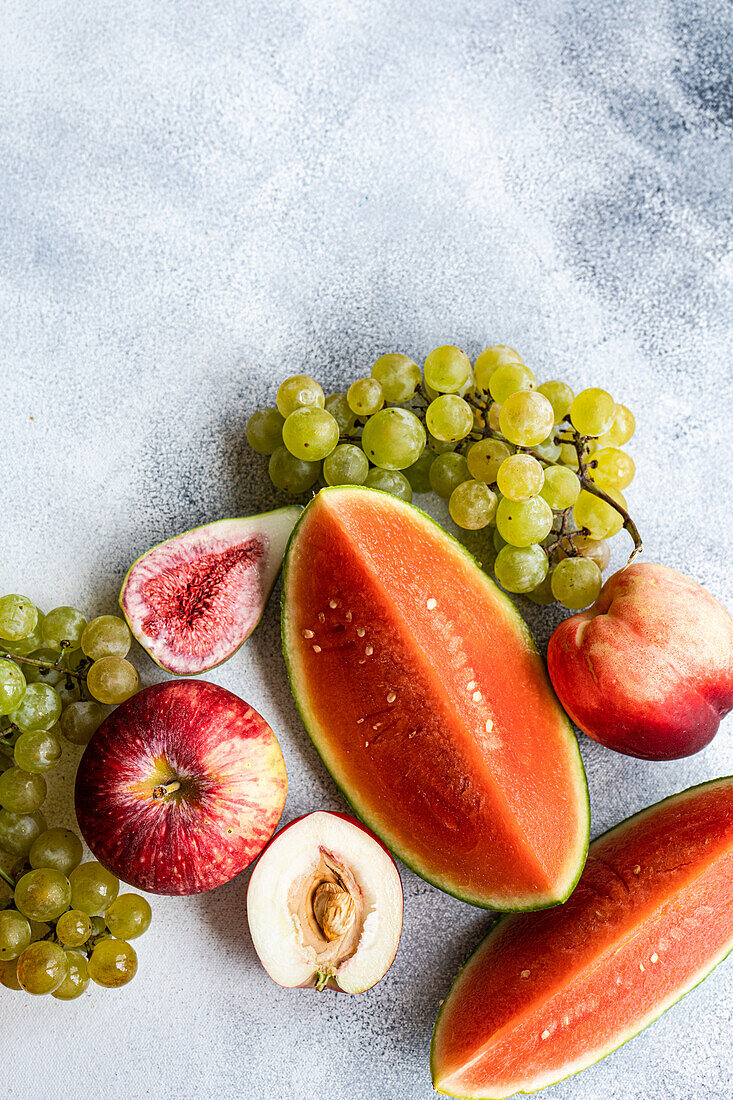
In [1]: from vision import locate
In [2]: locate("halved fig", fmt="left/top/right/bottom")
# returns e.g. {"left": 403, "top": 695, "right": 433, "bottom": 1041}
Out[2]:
{"left": 247, "top": 811, "right": 403, "bottom": 994}
{"left": 120, "top": 507, "right": 300, "bottom": 675}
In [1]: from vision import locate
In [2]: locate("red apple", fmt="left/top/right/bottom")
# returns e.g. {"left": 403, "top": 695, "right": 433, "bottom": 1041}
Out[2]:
{"left": 548, "top": 562, "right": 733, "bottom": 760}
{"left": 247, "top": 811, "right": 403, "bottom": 994}
{"left": 75, "top": 680, "right": 287, "bottom": 893}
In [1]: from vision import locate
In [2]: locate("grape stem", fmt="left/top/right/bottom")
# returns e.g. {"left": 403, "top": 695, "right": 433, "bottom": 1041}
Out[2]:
{"left": 0, "top": 650, "right": 89, "bottom": 681}
{"left": 0, "top": 866, "right": 15, "bottom": 890}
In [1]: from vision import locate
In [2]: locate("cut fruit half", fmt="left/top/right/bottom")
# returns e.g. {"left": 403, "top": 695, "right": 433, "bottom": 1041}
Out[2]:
{"left": 120, "top": 507, "right": 300, "bottom": 675}
{"left": 247, "top": 811, "right": 403, "bottom": 994}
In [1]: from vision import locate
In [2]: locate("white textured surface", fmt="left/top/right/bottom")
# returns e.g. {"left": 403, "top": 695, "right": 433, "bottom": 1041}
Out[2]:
{"left": 1, "top": 2, "right": 732, "bottom": 1098}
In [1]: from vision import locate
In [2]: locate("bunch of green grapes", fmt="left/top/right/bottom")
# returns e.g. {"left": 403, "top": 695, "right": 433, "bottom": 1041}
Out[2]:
{"left": 246, "top": 346, "right": 637, "bottom": 611}
{"left": 0, "top": 844, "right": 151, "bottom": 997}
{"left": 0, "top": 598, "right": 150, "bottom": 996}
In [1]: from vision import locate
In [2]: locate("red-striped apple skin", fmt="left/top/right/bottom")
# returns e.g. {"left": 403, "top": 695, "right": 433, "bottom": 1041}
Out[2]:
{"left": 548, "top": 563, "right": 733, "bottom": 760}
{"left": 75, "top": 680, "right": 287, "bottom": 894}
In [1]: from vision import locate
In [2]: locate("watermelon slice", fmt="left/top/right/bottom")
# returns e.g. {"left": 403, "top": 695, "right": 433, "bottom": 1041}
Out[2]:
{"left": 281, "top": 486, "right": 589, "bottom": 910}
{"left": 431, "top": 775, "right": 733, "bottom": 1098}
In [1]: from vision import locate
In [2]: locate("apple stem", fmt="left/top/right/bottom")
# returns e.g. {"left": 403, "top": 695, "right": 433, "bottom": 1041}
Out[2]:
{"left": 152, "top": 779, "right": 181, "bottom": 801}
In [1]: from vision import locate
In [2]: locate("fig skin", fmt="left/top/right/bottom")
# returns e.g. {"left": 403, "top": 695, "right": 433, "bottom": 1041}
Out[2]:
{"left": 548, "top": 562, "right": 733, "bottom": 760}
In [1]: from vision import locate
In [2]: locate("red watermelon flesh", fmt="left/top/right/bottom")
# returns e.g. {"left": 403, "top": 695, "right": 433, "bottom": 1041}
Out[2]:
{"left": 282, "top": 487, "right": 589, "bottom": 910}
{"left": 431, "top": 776, "right": 733, "bottom": 1098}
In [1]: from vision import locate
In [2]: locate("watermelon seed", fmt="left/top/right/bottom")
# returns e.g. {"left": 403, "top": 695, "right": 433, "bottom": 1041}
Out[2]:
{"left": 373, "top": 723, "right": 381, "bottom": 731}
{"left": 467, "top": 681, "right": 476, "bottom": 691}
{"left": 472, "top": 691, "right": 482, "bottom": 702}
{"left": 639, "top": 962, "right": 645, "bottom": 972}
{"left": 485, "top": 718, "right": 493, "bottom": 731}
{"left": 303, "top": 629, "right": 314, "bottom": 639}
{"left": 651, "top": 953, "right": 659, "bottom": 963}
{"left": 345, "top": 611, "right": 353, "bottom": 621}
{"left": 541, "top": 1030, "right": 550, "bottom": 1041}
{"left": 633, "top": 865, "right": 641, "bottom": 875}
{"left": 520, "top": 970, "right": 530, "bottom": 979}
{"left": 387, "top": 692, "right": 396, "bottom": 703}
{"left": 356, "top": 626, "right": 366, "bottom": 637}
{"left": 312, "top": 645, "right": 322, "bottom": 653}
{"left": 365, "top": 645, "right": 374, "bottom": 656}
{"left": 318, "top": 612, "right": 325, "bottom": 623}
{"left": 329, "top": 599, "right": 339, "bottom": 609}
{"left": 427, "top": 598, "right": 437, "bottom": 610}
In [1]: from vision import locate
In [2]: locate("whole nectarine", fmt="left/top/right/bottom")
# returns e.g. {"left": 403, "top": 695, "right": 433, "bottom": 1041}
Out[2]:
{"left": 547, "top": 563, "right": 733, "bottom": 760}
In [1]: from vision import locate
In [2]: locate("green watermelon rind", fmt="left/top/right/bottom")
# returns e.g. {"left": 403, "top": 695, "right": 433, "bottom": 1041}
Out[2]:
{"left": 430, "top": 774, "right": 733, "bottom": 1099}
{"left": 119, "top": 505, "right": 301, "bottom": 675}
{"left": 281, "top": 485, "right": 590, "bottom": 912}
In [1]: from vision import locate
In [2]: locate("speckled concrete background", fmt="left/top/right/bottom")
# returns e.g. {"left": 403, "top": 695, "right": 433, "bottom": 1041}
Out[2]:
{"left": 1, "top": 1, "right": 732, "bottom": 1098}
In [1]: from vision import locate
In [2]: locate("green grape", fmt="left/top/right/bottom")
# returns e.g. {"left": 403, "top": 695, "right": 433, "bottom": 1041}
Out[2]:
{"left": 324, "top": 393, "right": 357, "bottom": 435}
{"left": 275, "top": 375, "right": 325, "bottom": 418}
{"left": 14, "top": 868, "right": 71, "bottom": 922}
{"left": 88, "top": 938, "right": 138, "bottom": 988}
{"left": 0, "top": 809, "right": 46, "bottom": 856}
{"left": 371, "top": 353, "right": 422, "bottom": 402}
{"left": 494, "top": 544, "right": 549, "bottom": 594}
{"left": 570, "top": 388, "right": 616, "bottom": 437}
{"left": 104, "top": 894, "right": 152, "bottom": 940}
{"left": 360, "top": 408, "right": 426, "bottom": 470}
{"left": 245, "top": 407, "right": 285, "bottom": 455}
{"left": 0, "top": 768, "right": 46, "bottom": 813}
{"left": 525, "top": 570, "right": 556, "bottom": 604}
{"left": 89, "top": 915, "right": 106, "bottom": 937}
{"left": 268, "top": 445, "right": 321, "bottom": 494}
{"left": 573, "top": 488, "right": 626, "bottom": 539}
{"left": 9, "top": 682, "right": 62, "bottom": 733}
{"left": 81, "top": 616, "right": 131, "bottom": 661}
{"left": 0, "top": 659, "right": 26, "bottom": 715}
{"left": 16, "top": 941, "right": 68, "bottom": 994}
{"left": 22, "top": 649, "right": 64, "bottom": 687}
{"left": 0, "top": 596, "right": 38, "bottom": 643}
{"left": 537, "top": 380, "right": 574, "bottom": 424}
{"left": 493, "top": 529, "right": 507, "bottom": 553}
{"left": 322, "top": 444, "right": 369, "bottom": 486}
{"left": 52, "top": 949, "right": 89, "bottom": 999}
{"left": 588, "top": 447, "right": 635, "bottom": 490}
{"left": 14, "top": 730, "right": 61, "bottom": 773}
{"left": 364, "top": 468, "right": 412, "bottom": 502}
{"left": 403, "top": 448, "right": 434, "bottom": 493}
{"left": 347, "top": 378, "right": 384, "bottom": 417}
{"left": 0, "top": 910, "right": 31, "bottom": 960}
{"left": 533, "top": 434, "right": 562, "bottom": 463}
{"left": 425, "top": 395, "right": 473, "bottom": 443}
{"left": 559, "top": 441, "right": 579, "bottom": 468}
{"left": 30, "top": 828, "right": 83, "bottom": 875}
{"left": 53, "top": 675, "right": 81, "bottom": 709}
{"left": 86, "top": 657, "right": 139, "bottom": 705}
{"left": 496, "top": 455, "right": 544, "bottom": 501}
{"left": 429, "top": 452, "right": 470, "bottom": 499}
{"left": 41, "top": 607, "right": 87, "bottom": 652}
{"left": 1, "top": 613, "right": 44, "bottom": 656}
{"left": 496, "top": 496, "right": 553, "bottom": 547}
{"left": 448, "top": 481, "right": 497, "bottom": 530}
{"left": 282, "top": 407, "right": 339, "bottom": 461}
{"left": 28, "top": 919, "right": 51, "bottom": 942}
{"left": 551, "top": 557, "right": 603, "bottom": 610}
{"left": 466, "top": 439, "right": 511, "bottom": 484}
{"left": 499, "top": 391, "right": 555, "bottom": 447}
{"left": 559, "top": 534, "right": 610, "bottom": 572}
{"left": 598, "top": 403, "right": 635, "bottom": 447}
{"left": 56, "top": 909, "right": 93, "bottom": 947}
{"left": 473, "top": 346, "right": 523, "bottom": 391}
{"left": 69, "top": 862, "right": 119, "bottom": 916}
{"left": 424, "top": 345, "right": 471, "bottom": 394}
{"left": 487, "top": 403, "right": 502, "bottom": 431}
{"left": 488, "top": 362, "right": 536, "bottom": 403}
{"left": 0, "top": 958, "right": 21, "bottom": 989}
{"left": 427, "top": 433, "right": 457, "bottom": 455}
{"left": 540, "top": 466, "right": 581, "bottom": 510}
